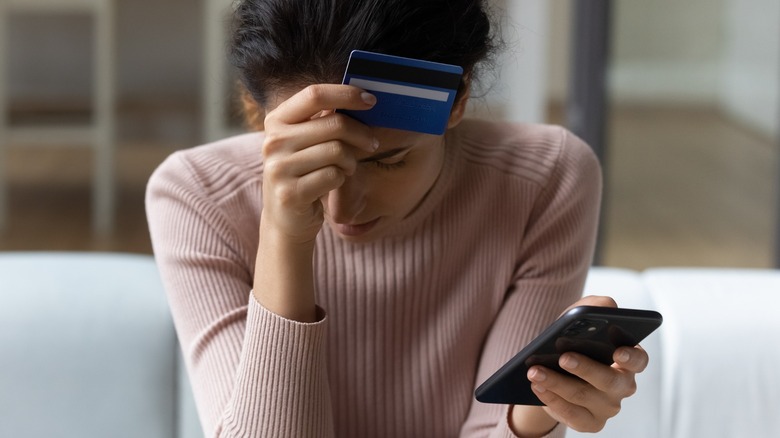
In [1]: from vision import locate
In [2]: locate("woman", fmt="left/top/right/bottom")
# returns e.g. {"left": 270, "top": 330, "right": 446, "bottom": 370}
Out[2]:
{"left": 146, "top": 0, "right": 648, "bottom": 436}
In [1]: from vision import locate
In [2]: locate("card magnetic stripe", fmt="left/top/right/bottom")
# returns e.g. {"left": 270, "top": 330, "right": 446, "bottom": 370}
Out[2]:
{"left": 345, "top": 56, "right": 462, "bottom": 91}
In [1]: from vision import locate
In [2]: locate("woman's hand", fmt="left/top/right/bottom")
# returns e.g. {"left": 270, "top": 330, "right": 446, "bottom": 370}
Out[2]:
{"left": 260, "top": 84, "right": 378, "bottom": 244}
{"left": 525, "top": 295, "right": 650, "bottom": 434}
{"left": 253, "top": 84, "right": 377, "bottom": 322}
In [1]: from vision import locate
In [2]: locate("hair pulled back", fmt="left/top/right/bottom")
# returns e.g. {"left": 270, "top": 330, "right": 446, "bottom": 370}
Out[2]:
{"left": 230, "top": 0, "right": 497, "bottom": 107}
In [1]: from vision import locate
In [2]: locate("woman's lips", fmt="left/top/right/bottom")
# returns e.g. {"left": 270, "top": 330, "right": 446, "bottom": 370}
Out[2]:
{"left": 333, "top": 218, "right": 380, "bottom": 237}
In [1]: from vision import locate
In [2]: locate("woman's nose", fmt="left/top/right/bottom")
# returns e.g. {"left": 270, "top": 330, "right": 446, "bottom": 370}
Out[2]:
{"left": 325, "top": 176, "right": 367, "bottom": 223}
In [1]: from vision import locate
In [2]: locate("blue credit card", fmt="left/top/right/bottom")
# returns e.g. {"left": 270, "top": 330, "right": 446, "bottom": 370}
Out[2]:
{"left": 337, "top": 50, "right": 464, "bottom": 135}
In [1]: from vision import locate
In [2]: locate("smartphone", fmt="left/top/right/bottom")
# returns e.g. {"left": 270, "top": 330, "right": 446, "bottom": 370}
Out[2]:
{"left": 474, "top": 306, "right": 662, "bottom": 406}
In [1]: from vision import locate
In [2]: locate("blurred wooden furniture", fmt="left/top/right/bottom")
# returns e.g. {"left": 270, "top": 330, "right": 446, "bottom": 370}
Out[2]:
{"left": 0, "top": 0, "right": 115, "bottom": 234}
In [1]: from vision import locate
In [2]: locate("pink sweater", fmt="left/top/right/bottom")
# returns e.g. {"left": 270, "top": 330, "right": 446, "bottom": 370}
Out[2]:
{"left": 146, "top": 119, "right": 601, "bottom": 437}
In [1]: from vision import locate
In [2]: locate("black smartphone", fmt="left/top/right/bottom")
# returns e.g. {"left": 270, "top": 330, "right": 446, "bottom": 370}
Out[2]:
{"left": 474, "top": 306, "right": 663, "bottom": 406}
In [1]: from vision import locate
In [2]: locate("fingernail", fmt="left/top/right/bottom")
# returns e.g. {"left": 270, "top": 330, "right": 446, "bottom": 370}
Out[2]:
{"left": 361, "top": 92, "right": 377, "bottom": 106}
{"left": 617, "top": 349, "right": 630, "bottom": 363}
{"left": 532, "top": 383, "right": 547, "bottom": 393}
{"left": 528, "top": 368, "right": 547, "bottom": 382}
{"left": 561, "top": 354, "right": 579, "bottom": 370}
{"left": 370, "top": 138, "right": 380, "bottom": 151}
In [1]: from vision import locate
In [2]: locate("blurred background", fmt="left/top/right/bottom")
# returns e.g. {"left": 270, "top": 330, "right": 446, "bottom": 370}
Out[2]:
{"left": 0, "top": 0, "right": 777, "bottom": 271}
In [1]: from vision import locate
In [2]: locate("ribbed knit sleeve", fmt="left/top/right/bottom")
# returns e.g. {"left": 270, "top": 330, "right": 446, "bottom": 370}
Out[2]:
{"left": 146, "top": 138, "right": 335, "bottom": 437}
{"left": 220, "top": 299, "right": 333, "bottom": 436}
{"left": 459, "top": 126, "right": 602, "bottom": 438}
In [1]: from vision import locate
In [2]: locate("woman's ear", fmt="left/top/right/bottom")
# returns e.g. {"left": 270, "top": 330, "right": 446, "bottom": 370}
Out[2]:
{"left": 239, "top": 82, "right": 266, "bottom": 131}
{"left": 447, "top": 86, "right": 470, "bottom": 129}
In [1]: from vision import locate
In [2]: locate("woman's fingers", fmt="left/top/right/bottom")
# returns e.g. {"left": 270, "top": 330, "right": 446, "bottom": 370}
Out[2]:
{"left": 262, "top": 129, "right": 364, "bottom": 209}
{"left": 259, "top": 84, "right": 378, "bottom": 241}
{"left": 267, "top": 162, "right": 346, "bottom": 211}
{"left": 557, "top": 353, "right": 637, "bottom": 398}
{"left": 275, "top": 140, "right": 359, "bottom": 177}
{"left": 613, "top": 345, "right": 649, "bottom": 374}
{"left": 565, "top": 295, "right": 618, "bottom": 312}
{"left": 264, "top": 112, "right": 378, "bottom": 156}
{"left": 263, "top": 140, "right": 359, "bottom": 203}
{"left": 292, "top": 165, "right": 348, "bottom": 205}
{"left": 268, "top": 84, "right": 377, "bottom": 126}
{"left": 528, "top": 348, "right": 645, "bottom": 433}
{"left": 524, "top": 297, "right": 649, "bottom": 433}
{"left": 530, "top": 366, "right": 618, "bottom": 433}
{"left": 533, "top": 386, "right": 611, "bottom": 433}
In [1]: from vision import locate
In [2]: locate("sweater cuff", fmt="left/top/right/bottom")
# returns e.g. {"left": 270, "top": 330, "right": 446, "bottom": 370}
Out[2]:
{"left": 493, "top": 405, "right": 565, "bottom": 438}
{"left": 220, "top": 293, "right": 332, "bottom": 437}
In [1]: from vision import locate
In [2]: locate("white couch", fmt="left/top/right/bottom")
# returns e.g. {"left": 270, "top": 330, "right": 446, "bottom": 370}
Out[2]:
{"left": 0, "top": 252, "right": 202, "bottom": 438}
{"left": 572, "top": 267, "right": 780, "bottom": 438}
{"left": 1, "top": 252, "right": 779, "bottom": 437}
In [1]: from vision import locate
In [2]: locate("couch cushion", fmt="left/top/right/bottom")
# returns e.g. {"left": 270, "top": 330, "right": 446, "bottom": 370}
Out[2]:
{"left": 0, "top": 252, "right": 178, "bottom": 438}
{"left": 644, "top": 268, "right": 780, "bottom": 438}
{"left": 178, "top": 351, "right": 204, "bottom": 438}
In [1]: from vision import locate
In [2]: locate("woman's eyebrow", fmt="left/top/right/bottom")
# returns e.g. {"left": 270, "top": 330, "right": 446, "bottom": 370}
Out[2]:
{"left": 358, "top": 147, "right": 411, "bottom": 163}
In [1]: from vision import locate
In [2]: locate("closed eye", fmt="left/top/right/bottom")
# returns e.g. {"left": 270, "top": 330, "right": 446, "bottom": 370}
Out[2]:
{"left": 358, "top": 147, "right": 411, "bottom": 164}
{"left": 373, "top": 159, "right": 407, "bottom": 170}
{"left": 359, "top": 146, "right": 410, "bottom": 171}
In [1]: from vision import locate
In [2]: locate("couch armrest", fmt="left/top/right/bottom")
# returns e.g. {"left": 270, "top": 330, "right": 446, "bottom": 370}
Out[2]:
{"left": 0, "top": 252, "right": 178, "bottom": 438}
{"left": 644, "top": 268, "right": 780, "bottom": 438}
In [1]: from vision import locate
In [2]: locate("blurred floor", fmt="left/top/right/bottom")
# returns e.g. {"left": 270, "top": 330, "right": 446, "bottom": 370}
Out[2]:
{"left": 600, "top": 106, "right": 776, "bottom": 269}
{"left": 0, "top": 141, "right": 175, "bottom": 254}
{"left": 0, "top": 103, "right": 777, "bottom": 270}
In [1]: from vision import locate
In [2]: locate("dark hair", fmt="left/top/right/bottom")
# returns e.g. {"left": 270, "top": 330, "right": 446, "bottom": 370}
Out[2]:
{"left": 230, "top": 0, "right": 497, "bottom": 107}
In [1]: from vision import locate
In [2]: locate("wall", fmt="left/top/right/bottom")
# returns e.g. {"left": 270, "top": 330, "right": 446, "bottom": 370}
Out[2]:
{"left": 547, "top": 0, "right": 779, "bottom": 139}
{"left": 545, "top": 0, "right": 571, "bottom": 105}
{"left": 479, "top": 0, "right": 549, "bottom": 123}
{"left": 609, "top": 0, "right": 725, "bottom": 106}
{"left": 720, "top": 0, "right": 780, "bottom": 138}
{"left": 548, "top": 0, "right": 725, "bottom": 106}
